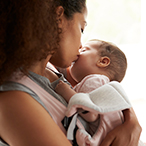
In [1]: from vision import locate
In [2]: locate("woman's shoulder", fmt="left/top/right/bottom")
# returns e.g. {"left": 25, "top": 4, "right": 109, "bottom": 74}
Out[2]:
{"left": 0, "top": 90, "right": 39, "bottom": 118}
{"left": 0, "top": 81, "right": 36, "bottom": 94}
{"left": 0, "top": 91, "right": 35, "bottom": 136}
{"left": 0, "top": 90, "right": 71, "bottom": 146}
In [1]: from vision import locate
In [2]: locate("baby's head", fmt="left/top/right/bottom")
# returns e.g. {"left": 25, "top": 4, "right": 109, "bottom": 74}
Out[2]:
{"left": 70, "top": 39, "right": 127, "bottom": 83}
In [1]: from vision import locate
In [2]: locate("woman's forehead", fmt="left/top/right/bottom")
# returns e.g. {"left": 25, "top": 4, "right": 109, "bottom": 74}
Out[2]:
{"left": 71, "top": 6, "right": 87, "bottom": 24}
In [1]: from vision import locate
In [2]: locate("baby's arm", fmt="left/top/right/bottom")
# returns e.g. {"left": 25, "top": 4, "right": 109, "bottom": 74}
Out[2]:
{"left": 80, "top": 111, "right": 99, "bottom": 123}
{"left": 55, "top": 80, "right": 76, "bottom": 103}
{"left": 55, "top": 81, "right": 98, "bottom": 122}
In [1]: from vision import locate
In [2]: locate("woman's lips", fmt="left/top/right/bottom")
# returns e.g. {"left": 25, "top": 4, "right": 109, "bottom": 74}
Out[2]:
{"left": 72, "top": 55, "right": 79, "bottom": 65}
{"left": 74, "top": 55, "right": 80, "bottom": 62}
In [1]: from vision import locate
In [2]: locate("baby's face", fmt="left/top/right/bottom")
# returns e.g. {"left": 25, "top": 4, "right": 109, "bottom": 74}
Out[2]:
{"left": 70, "top": 40, "right": 101, "bottom": 82}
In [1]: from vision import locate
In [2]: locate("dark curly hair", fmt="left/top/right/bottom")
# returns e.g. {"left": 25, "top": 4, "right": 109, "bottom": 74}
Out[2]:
{"left": 90, "top": 39, "right": 127, "bottom": 82}
{"left": 0, "top": 0, "right": 86, "bottom": 85}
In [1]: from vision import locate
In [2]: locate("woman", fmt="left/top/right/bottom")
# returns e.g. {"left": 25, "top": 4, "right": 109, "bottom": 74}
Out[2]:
{"left": 0, "top": 0, "right": 141, "bottom": 146}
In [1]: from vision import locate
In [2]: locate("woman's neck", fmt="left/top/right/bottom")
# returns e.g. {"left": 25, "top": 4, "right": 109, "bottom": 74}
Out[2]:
{"left": 29, "top": 55, "right": 52, "bottom": 76}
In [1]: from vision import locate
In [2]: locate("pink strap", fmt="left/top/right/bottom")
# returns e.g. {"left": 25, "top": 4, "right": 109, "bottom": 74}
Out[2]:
{"left": 11, "top": 75, "right": 84, "bottom": 134}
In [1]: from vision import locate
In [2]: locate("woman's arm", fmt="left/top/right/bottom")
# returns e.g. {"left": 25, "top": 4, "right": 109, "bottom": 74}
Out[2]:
{"left": 0, "top": 91, "right": 72, "bottom": 146}
{"left": 100, "top": 108, "right": 142, "bottom": 146}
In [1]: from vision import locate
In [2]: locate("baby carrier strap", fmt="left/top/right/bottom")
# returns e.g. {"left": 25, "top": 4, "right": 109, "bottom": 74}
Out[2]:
{"left": 65, "top": 81, "right": 132, "bottom": 146}
{"left": 10, "top": 75, "right": 84, "bottom": 136}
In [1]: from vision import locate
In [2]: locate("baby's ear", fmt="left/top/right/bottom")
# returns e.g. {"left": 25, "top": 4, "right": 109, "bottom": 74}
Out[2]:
{"left": 96, "top": 56, "right": 110, "bottom": 68}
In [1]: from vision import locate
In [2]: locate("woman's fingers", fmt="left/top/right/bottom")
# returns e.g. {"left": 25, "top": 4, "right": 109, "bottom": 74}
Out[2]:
{"left": 100, "top": 123, "right": 140, "bottom": 146}
{"left": 100, "top": 130, "right": 116, "bottom": 146}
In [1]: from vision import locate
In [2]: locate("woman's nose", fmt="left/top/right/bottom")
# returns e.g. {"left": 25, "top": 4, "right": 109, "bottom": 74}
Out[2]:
{"left": 79, "top": 43, "right": 82, "bottom": 50}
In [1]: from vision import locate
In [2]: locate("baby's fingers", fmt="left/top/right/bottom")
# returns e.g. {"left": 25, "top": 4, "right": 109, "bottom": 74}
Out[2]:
{"left": 55, "top": 80, "right": 64, "bottom": 92}
{"left": 55, "top": 80, "right": 71, "bottom": 94}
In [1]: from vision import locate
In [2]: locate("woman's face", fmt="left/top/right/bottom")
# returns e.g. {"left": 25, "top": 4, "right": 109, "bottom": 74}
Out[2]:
{"left": 50, "top": 7, "right": 87, "bottom": 68}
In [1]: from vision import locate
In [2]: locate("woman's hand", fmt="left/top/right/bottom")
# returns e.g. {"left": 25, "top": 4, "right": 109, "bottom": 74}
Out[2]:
{"left": 100, "top": 108, "right": 142, "bottom": 146}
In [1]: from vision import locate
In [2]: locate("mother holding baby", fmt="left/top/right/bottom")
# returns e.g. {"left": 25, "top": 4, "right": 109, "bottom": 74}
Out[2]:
{"left": 0, "top": 0, "right": 142, "bottom": 146}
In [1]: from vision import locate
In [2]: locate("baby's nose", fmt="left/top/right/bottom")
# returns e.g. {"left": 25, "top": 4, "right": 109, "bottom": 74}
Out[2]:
{"left": 79, "top": 44, "right": 83, "bottom": 53}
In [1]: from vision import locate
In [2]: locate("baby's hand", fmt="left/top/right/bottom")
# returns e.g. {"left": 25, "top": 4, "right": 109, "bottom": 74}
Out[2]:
{"left": 55, "top": 80, "right": 71, "bottom": 95}
{"left": 55, "top": 80, "right": 76, "bottom": 103}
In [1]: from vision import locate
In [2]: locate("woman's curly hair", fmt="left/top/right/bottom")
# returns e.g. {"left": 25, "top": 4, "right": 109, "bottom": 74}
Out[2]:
{"left": 0, "top": 0, "right": 86, "bottom": 85}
